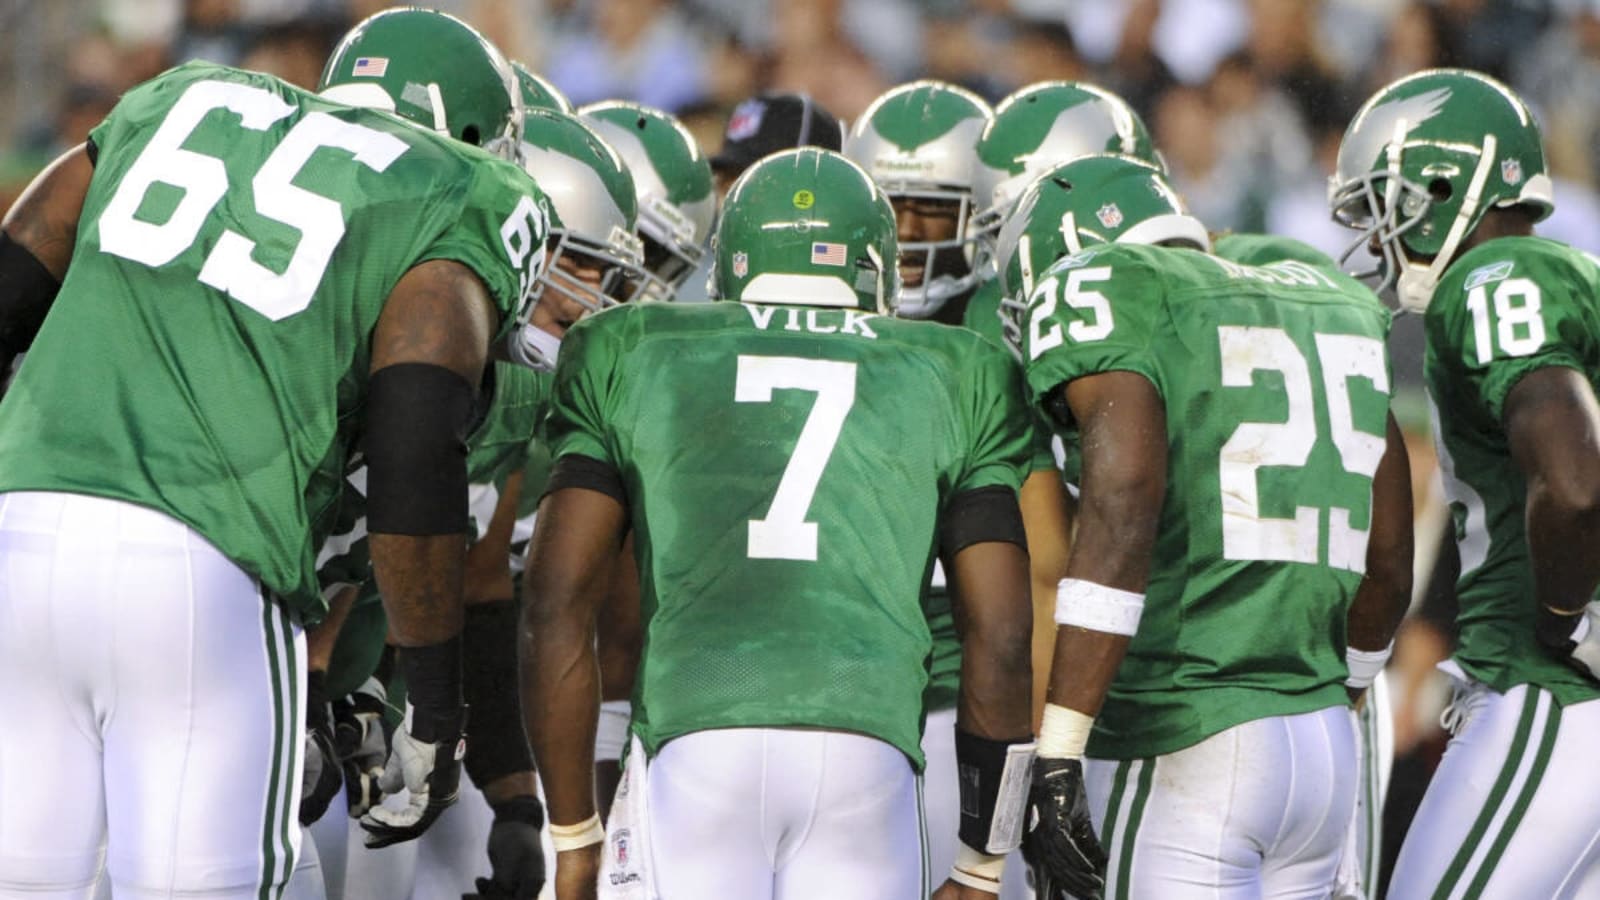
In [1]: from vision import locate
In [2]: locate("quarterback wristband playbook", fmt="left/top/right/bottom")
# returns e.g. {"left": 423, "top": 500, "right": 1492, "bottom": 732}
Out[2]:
{"left": 462, "top": 600, "right": 534, "bottom": 787}
{"left": 955, "top": 727, "right": 1036, "bottom": 851}
{"left": 549, "top": 813, "right": 605, "bottom": 852}
{"left": 364, "top": 362, "right": 474, "bottom": 535}
{"left": 1344, "top": 642, "right": 1394, "bottom": 691}
{"left": 0, "top": 231, "right": 61, "bottom": 358}
{"left": 397, "top": 636, "right": 464, "bottom": 743}
{"left": 1055, "top": 578, "right": 1145, "bottom": 636}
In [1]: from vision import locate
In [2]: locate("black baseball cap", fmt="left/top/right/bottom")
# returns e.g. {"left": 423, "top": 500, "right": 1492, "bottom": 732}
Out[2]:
{"left": 710, "top": 92, "right": 845, "bottom": 174}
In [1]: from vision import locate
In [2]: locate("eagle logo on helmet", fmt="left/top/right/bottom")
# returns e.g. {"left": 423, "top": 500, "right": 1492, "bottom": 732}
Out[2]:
{"left": 1501, "top": 157, "right": 1524, "bottom": 186}
{"left": 1097, "top": 203, "right": 1124, "bottom": 229}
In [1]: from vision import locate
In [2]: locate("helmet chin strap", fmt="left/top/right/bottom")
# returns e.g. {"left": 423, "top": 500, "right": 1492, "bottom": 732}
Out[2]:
{"left": 1396, "top": 133, "right": 1498, "bottom": 314}
{"left": 510, "top": 322, "right": 561, "bottom": 371}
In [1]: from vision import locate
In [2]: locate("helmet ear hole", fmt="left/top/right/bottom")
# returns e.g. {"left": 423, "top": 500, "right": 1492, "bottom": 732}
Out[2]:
{"left": 462, "top": 125, "right": 482, "bottom": 146}
{"left": 1051, "top": 177, "right": 1073, "bottom": 192}
{"left": 1428, "top": 178, "right": 1453, "bottom": 202}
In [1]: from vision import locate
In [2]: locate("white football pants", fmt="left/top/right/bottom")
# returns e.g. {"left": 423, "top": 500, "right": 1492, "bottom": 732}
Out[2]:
{"left": 642, "top": 727, "right": 926, "bottom": 899}
{"left": 0, "top": 492, "right": 305, "bottom": 899}
{"left": 1086, "top": 705, "right": 1356, "bottom": 900}
{"left": 1388, "top": 673, "right": 1600, "bottom": 899}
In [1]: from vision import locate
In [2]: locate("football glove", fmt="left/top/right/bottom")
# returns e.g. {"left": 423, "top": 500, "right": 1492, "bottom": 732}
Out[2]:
{"left": 464, "top": 795, "right": 546, "bottom": 900}
{"left": 299, "top": 672, "right": 342, "bottom": 826}
{"left": 334, "top": 677, "right": 391, "bottom": 818}
{"left": 358, "top": 706, "right": 466, "bottom": 848}
{"left": 1023, "top": 757, "right": 1106, "bottom": 900}
{"left": 1536, "top": 601, "right": 1600, "bottom": 682}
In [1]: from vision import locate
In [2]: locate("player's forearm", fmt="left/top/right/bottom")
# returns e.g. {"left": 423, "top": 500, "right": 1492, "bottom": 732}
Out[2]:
{"left": 1348, "top": 415, "right": 1413, "bottom": 651}
{"left": 1526, "top": 478, "right": 1600, "bottom": 613}
{"left": 305, "top": 584, "right": 358, "bottom": 672}
{"left": 1045, "top": 626, "right": 1131, "bottom": 719}
{"left": 370, "top": 532, "right": 468, "bottom": 646}
{"left": 958, "top": 608, "right": 1034, "bottom": 740}
{"left": 520, "top": 603, "right": 601, "bottom": 824}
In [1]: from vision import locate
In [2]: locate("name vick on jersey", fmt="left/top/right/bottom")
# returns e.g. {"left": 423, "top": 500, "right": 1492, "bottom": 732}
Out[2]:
{"left": 742, "top": 304, "right": 883, "bottom": 339}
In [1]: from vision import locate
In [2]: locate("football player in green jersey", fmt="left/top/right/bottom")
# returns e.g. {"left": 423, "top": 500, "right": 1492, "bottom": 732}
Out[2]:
{"left": 1001, "top": 155, "right": 1413, "bottom": 899}
{"left": 846, "top": 79, "right": 1075, "bottom": 899}
{"left": 510, "top": 109, "right": 647, "bottom": 372}
{"left": 963, "top": 81, "right": 1163, "bottom": 347}
{"left": 580, "top": 101, "right": 715, "bottom": 303}
{"left": 521, "top": 148, "right": 1037, "bottom": 899}
{"left": 0, "top": 8, "right": 550, "bottom": 898}
{"left": 1331, "top": 69, "right": 1600, "bottom": 899}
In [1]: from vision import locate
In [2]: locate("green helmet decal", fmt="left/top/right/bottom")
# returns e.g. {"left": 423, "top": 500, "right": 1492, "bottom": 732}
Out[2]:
{"left": 580, "top": 100, "right": 715, "bottom": 298}
{"left": 511, "top": 109, "right": 647, "bottom": 370}
{"left": 993, "top": 154, "right": 1208, "bottom": 355}
{"left": 845, "top": 80, "right": 992, "bottom": 317}
{"left": 512, "top": 62, "right": 573, "bottom": 114}
{"left": 972, "top": 82, "right": 1161, "bottom": 250}
{"left": 1330, "top": 68, "right": 1554, "bottom": 313}
{"left": 319, "top": 7, "right": 520, "bottom": 159}
{"left": 712, "top": 148, "right": 899, "bottom": 314}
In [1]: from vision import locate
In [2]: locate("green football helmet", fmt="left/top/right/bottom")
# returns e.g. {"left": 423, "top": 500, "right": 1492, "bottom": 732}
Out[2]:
{"left": 511, "top": 109, "right": 646, "bottom": 370}
{"left": 844, "top": 80, "right": 992, "bottom": 318}
{"left": 1330, "top": 68, "right": 1553, "bottom": 313}
{"left": 319, "top": 7, "right": 520, "bottom": 160}
{"left": 580, "top": 101, "right": 715, "bottom": 300}
{"left": 993, "top": 154, "right": 1208, "bottom": 356}
{"left": 513, "top": 62, "right": 573, "bottom": 114}
{"left": 711, "top": 148, "right": 898, "bottom": 314}
{"left": 972, "top": 82, "right": 1162, "bottom": 260}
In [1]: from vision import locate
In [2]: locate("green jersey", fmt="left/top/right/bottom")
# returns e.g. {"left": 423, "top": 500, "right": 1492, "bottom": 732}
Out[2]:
{"left": 548, "top": 301, "right": 1033, "bottom": 765}
{"left": 1021, "top": 242, "right": 1393, "bottom": 759}
{"left": 963, "top": 279, "right": 1006, "bottom": 345}
{"left": 1425, "top": 236, "right": 1600, "bottom": 706}
{"left": 0, "top": 62, "right": 547, "bottom": 618}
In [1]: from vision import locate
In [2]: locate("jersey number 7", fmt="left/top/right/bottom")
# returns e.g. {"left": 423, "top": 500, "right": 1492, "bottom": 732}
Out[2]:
{"left": 734, "top": 355, "right": 858, "bottom": 562}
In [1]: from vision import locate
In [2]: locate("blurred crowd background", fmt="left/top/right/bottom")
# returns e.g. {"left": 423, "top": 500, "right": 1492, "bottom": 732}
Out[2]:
{"left": 1, "top": 0, "right": 1597, "bottom": 889}
{"left": 3, "top": 0, "right": 1599, "bottom": 261}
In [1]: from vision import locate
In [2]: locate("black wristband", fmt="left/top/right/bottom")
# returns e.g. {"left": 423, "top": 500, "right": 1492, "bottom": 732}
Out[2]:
{"left": 956, "top": 727, "right": 1034, "bottom": 852}
{"left": 398, "top": 636, "right": 464, "bottom": 743}
{"left": 940, "top": 485, "right": 1028, "bottom": 556}
{"left": 544, "top": 453, "right": 628, "bottom": 508}
{"left": 364, "top": 363, "right": 475, "bottom": 536}
{"left": 0, "top": 231, "right": 62, "bottom": 357}
{"left": 490, "top": 794, "right": 545, "bottom": 828}
{"left": 462, "top": 599, "right": 535, "bottom": 787}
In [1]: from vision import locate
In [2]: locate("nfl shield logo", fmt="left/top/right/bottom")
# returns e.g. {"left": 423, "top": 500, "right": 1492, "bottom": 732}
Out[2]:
{"left": 613, "top": 829, "right": 631, "bottom": 865}
{"left": 1501, "top": 158, "right": 1523, "bottom": 185}
{"left": 733, "top": 252, "right": 749, "bottom": 278}
{"left": 1096, "top": 203, "right": 1124, "bottom": 229}
{"left": 726, "top": 99, "right": 766, "bottom": 141}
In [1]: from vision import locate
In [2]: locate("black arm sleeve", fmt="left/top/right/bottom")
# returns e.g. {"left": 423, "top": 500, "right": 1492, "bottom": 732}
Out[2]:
{"left": 543, "top": 453, "right": 628, "bottom": 509}
{"left": 364, "top": 363, "right": 475, "bottom": 535}
{"left": 0, "top": 231, "right": 63, "bottom": 357}
{"left": 940, "top": 485, "right": 1028, "bottom": 557}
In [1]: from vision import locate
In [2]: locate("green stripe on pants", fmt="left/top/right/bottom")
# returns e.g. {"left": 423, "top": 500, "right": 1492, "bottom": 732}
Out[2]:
{"left": 1112, "top": 760, "right": 1156, "bottom": 900}
{"left": 1463, "top": 696, "right": 1562, "bottom": 898}
{"left": 1430, "top": 690, "right": 1539, "bottom": 900}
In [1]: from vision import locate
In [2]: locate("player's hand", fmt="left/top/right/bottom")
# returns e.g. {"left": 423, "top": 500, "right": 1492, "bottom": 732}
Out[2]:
{"left": 1023, "top": 757, "right": 1106, "bottom": 900}
{"left": 552, "top": 845, "right": 600, "bottom": 900}
{"left": 932, "top": 878, "right": 999, "bottom": 899}
{"left": 334, "top": 677, "right": 391, "bottom": 818}
{"left": 299, "top": 699, "right": 343, "bottom": 825}
{"left": 467, "top": 795, "right": 546, "bottom": 899}
{"left": 359, "top": 709, "right": 465, "bottom": 848}
{"left": 1536, "top": 601, "right": 1600, "bottom": 682}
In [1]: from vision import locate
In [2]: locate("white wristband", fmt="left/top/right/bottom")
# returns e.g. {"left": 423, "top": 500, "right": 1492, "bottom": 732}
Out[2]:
{"left": 549, "top": 813, "right": 605, "bottom": 852}
{"left": 1037, "top": 703, "right": 1095, "bottom": 759}
{"left": 1345, "top": 643, "right": 1394, "bottom": 691}
{"left": 1055, "top": 578, "right": 1145, "bottom": 636}
{"left": 950, "top": 842, "right": 1006, "bottom": 893}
